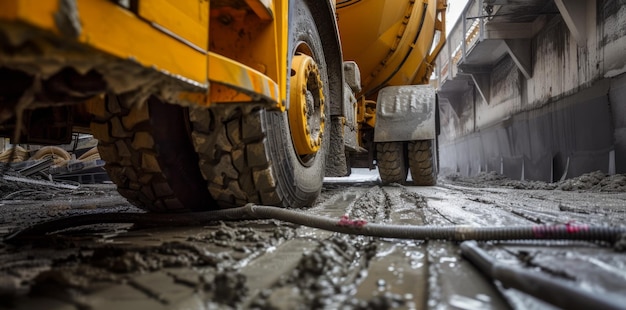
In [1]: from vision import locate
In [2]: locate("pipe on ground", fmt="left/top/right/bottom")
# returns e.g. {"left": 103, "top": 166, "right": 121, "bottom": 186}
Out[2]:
{"left": 5, "top": 204, "right": 626, "bottom": 309}
{"left": 460, "top": 240, "right": 626, "bottom": 310}
{"left": 6, "top": 204, "right": 626, "bottom": 244}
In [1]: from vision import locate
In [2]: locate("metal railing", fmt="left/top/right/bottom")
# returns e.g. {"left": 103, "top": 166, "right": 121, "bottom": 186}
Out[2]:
{"left": 436, "top": 0, "right": 485, "bottom": 88}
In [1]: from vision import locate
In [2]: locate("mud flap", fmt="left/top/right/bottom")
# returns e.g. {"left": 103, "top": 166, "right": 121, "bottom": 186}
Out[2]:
{"left": 373, "top": 85, "right": 437, "bottom": 143}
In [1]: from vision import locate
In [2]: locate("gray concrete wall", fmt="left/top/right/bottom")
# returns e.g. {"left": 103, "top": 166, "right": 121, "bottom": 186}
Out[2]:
{"left": 610, "top": 72, "right": 626, "bottom": 174}
{"left": 440, "top": 77, "right": 619, "bottom": 180}
{"left": 602, "top": 0, "right": 626, "bottom": 78}
{"left": 439, "top": 0, "right": 626, "bottom": 180}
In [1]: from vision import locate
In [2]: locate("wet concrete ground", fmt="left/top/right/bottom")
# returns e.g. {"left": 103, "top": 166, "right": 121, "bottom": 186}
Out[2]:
{"left": 1, "top": 170, "right": 625, "bottom": 309}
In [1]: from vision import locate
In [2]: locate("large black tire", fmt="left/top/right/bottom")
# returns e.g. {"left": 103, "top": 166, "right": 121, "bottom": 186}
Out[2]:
{"left": 325, "top": 116, "right": 349, "bottom": 177}
{"left": 408, "top": 140, "right": 437, "bottom": 186}
{"left": 376, "top": 142, "right": 408, "bottom": 185}
{"left": 91, "top": 94, "right": 213, "bottom": 212}
{"left": 189, "top": 106, "right": 281, "bottom": 207}
{"left": 190, "top": 0, "right": 332, "bottom": 208}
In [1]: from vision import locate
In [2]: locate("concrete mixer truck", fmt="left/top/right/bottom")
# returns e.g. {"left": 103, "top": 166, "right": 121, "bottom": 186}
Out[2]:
{"left": 0, "top": 0, "right": 446, "bottom": 212}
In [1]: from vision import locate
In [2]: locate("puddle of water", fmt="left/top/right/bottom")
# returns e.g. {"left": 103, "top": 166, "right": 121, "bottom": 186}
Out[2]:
{"left": 439, "top": 257, "right": 457, "bottom": 264}
{"left": 448, "top": 294, "right": 494, "bottom": 310}
{"left": 354, "top": 241, "right": 428, "bottom": 308}
{"left": 427, "top": 241, "right": 510, "bottom": 309}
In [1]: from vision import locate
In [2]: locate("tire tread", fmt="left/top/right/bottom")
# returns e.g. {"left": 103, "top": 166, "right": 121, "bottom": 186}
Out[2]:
{"left": 90, "top": 96, "right": 188, "bottom": 212}
{"left": 190, "top": 106, "right": 280, "bottom": 208}
{"left": 408, "top": 140, "right": 437, "bottom": 186}
{"left": 376, "top": 142, "right": 408, "bottom": 184}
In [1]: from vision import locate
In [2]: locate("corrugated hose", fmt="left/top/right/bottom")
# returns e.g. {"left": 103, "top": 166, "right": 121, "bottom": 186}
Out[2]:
{"left": 4, "top": 203, "right": 626, "bottom": 309}
{"left": 5, "top": 204, "right": 625, "bottom": 243}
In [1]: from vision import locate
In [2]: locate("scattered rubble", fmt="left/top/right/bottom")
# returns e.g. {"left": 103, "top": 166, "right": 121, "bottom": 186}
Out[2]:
{"left": 0, "top": 143, "right": 109, "bottom": 200}
{"left": 443, "top": 170, "right": 626, "bottom": 192}
{"left": 0, "top": 169, "right": 78, "bottom": 200}
{"left": 0, "top": 179, "right": 625, "bottom": 309}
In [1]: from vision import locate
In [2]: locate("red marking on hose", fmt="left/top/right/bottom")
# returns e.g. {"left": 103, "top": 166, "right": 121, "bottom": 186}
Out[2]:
{"left": 533, "top": 222, "right": 590, "bottom": 238}
{"left": 533, "top": 225, "right": 545, "bottom": 238}
{"left": 565, "top": 221, "right": 589, "bottom": 234}
{"left": 337, "top": 214, "right": 367, "bottom": 228}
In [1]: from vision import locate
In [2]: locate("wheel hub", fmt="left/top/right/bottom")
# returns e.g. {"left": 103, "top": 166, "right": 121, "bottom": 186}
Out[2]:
{"left": 288, "top": 53, "right": 325, "bottom": 155}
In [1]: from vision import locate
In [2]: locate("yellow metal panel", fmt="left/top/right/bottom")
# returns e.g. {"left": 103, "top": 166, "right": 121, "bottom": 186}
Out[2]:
{"left": 276, "top": 0, "right": 288, "bottom": 105}
{"left": 0, "top": 1, "right": 18, "bottom": 19}
{"left": 402, "top": 0, "right": 444, "bottom": 85}
{"left": 77, "top": 0, "right": 207, "bottom": 86}
{"left": 0, "top": 0, "right": 207, "bottom": 87}
{"left": 208, "top": 1, "right": 286, "bottom": 107}
{"left": 244, "top": 0, "right": 274, "bottom": 20}
{"left": 208, "top": 52, "right": 280, "bottom": 106}
{"left": 2, "top": 0, "right": 290, "bottom": 105}
{"left": 0, "top": 0, "right": 58, "bottom": 31}
{"left": 138, "top": 0, "right": 209, "bottom": 49}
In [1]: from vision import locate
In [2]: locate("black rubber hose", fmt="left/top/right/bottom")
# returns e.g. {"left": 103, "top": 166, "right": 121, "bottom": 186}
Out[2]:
{"left": 247, "top": 205, "right": 625, "bottom": 242}
{"left": 4, "top": 207, "right": 258, "bottom": 242}
{"left": 5, "top": 204, "right": 626, "bottom": 244}
{"left": 460, "top": 240, "right": 626, "bottom": 310}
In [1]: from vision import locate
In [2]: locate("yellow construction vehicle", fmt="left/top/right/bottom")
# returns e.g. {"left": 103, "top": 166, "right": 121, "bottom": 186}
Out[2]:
{"left": 0, "top": 0, "right": 446, "bottom": 212}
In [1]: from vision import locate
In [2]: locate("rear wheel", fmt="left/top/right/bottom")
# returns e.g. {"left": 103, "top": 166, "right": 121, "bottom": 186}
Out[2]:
{"left": 408, "top": 139, "right": 437, "bottom": 186}
{"left": 190, "top": 0, "right": 332, "bottom": 208}
{"left": 90, "top": 94, "right": 213, "bottom": 212}
{"left": 376, "top": 142, "right": 408, "bottom": 185}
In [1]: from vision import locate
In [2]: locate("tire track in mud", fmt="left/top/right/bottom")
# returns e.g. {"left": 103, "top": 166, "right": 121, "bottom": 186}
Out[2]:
{"left": 437, "top": 183, "right": 626, "bottom": 227}
{"left": 241, "top": 185, "right": 383, "bottom": 309}
{"left": 4, "top": 184, "right": 387, "bottom": 309}
{"left": 378, "top": 185, "right": 510, "bottom": 310}
{"left": 3, "top": 182, "right": 625, "bottom": 309}
{"left": 242, "top": 185, "right": 438, "bottom": 309}
{"left": 1, "top": 218, "right": 300, "bottom": 309}
{"left": 408, "top": 186, "right": 532, "bottom": 227}
{"left": 277, "top": 185, "right": 511, "bottom": 309}
{"left": 351, "top": 186, "right": 429, "bottom": 309}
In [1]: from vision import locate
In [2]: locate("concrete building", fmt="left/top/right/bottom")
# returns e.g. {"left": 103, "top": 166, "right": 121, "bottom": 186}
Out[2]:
{"left": 437, "top": 0, "right": 626, "bottom": 181}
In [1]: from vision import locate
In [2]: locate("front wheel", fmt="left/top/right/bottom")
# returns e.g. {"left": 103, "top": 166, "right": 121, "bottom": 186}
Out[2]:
{"left": 190, "top": 0, "right": 333, "bottom": 208}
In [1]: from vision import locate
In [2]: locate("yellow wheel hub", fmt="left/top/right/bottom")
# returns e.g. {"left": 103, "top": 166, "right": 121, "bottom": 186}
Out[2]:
{"left": 288, "top": 53, "right": 325, "bottom": 155}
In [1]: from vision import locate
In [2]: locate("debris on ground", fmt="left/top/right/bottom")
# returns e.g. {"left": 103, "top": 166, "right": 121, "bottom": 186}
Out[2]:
{"left": 0, "top": 177, "right": 625, "bottom": 309}
{"left": 0, "top": 143, "right": 110, "bottom": 200}
{"left": 0, "top": 167, "right": 78, "bottom": 200}
{"left": 443, "top": 170, "right": 626, "bottom": 192}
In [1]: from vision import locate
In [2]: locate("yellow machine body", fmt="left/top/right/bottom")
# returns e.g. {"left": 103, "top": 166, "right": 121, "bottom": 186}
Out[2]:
{"left": 0, "top": 0, "right": 445, "bottom": 184}
{"left": 336, "top": 0, "right": 446, "bottom": 97}
{"left": 0, "top": 0, "right": 444, "bottom": 102}
{"left": 0, "top": 0, "right": 287, "bottom": 109}
{"left": 0, "top": 0, "right": 208, "bottom": 88}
